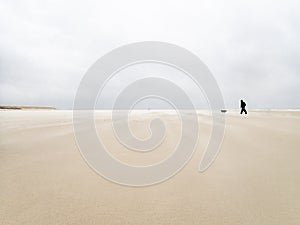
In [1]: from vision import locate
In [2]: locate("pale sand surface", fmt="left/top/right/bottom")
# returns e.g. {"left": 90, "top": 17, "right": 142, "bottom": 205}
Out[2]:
{"left": 1, "top": 110, "right": 300, "bottom": 225}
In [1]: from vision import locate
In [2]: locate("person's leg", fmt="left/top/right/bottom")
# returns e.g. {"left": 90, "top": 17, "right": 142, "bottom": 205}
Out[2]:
{"left": 245, "top": 109, "right": 247, "bottom": 114}
{"left": 240, "top": 109, "right": 243, "bottom": 114}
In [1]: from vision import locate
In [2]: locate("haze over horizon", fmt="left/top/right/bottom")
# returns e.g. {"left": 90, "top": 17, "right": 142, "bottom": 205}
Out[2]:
{"left": 0, "top": 0, "right": 299, "bottom": 110}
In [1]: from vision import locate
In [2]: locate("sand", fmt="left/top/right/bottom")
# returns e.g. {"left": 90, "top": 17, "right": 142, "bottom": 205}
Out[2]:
{"left": 1, "top": 110, "right": 300, "bottom": 225}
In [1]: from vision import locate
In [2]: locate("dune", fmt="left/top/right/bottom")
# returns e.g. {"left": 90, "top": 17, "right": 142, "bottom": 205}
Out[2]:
{"left": 0, "top": 106, "right": 56, "bottom": 110}
{"left": 0, "top": 110, "right": 300, "bottom": 225}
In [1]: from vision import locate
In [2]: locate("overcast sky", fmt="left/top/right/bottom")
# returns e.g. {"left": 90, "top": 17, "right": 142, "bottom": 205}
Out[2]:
{"left": 0, "top": 0, "right": 299, "bottom": 109}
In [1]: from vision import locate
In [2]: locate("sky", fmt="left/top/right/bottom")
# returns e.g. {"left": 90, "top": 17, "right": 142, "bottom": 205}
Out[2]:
{"left": 0, "top": 0, "right": 299, "bottom": 109}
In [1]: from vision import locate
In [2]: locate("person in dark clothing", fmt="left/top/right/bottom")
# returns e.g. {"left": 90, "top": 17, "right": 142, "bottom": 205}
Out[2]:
{"left": 240, "top": 100, "right": 247, "bottom": 114}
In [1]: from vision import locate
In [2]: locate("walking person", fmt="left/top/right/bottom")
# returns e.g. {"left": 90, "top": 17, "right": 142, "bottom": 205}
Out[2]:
{"left": 240, "top": 99, "right": 247, "bottom": 114}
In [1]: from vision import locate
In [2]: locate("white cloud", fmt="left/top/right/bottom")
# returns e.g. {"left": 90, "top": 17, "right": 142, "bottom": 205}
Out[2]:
{"left": 0, "top": 0, "right": 299, "bottom": 109}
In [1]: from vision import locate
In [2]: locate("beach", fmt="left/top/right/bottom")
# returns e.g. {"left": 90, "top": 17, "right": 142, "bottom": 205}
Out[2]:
{"left": 1, "top": 110, "right": 300, "bottom": 225}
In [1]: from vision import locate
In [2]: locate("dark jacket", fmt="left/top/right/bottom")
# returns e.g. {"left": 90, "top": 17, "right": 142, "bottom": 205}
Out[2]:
{"left": 241, "top": 101, "right": 246, "bottom": 108}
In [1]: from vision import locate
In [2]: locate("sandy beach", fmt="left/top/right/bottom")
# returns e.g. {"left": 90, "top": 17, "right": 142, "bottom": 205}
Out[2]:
{"left": 1, "top": 110, "right": 300, "bottom": 225}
